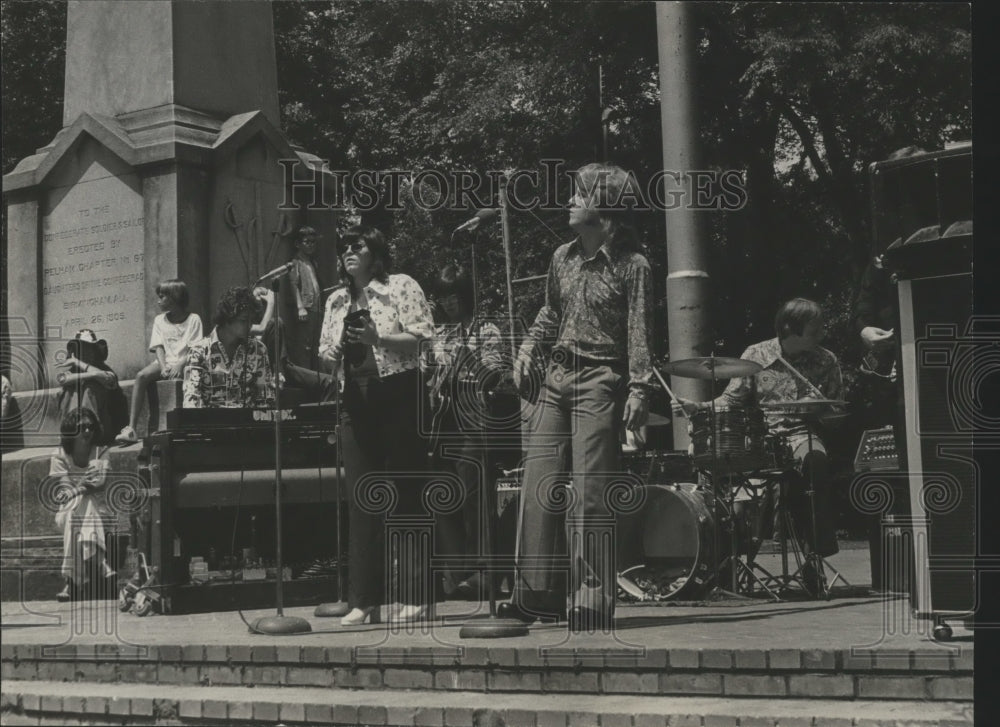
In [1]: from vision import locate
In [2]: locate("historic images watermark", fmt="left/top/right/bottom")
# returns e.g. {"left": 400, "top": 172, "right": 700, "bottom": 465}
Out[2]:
{"left": 278, "top": 158, "right": 748, "bottom": 214}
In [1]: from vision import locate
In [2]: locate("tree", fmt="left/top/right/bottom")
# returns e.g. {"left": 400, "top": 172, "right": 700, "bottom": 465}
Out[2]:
{"left": 1, "top": 1, "right": 66, "bottom": 174}
{"left": 2, "top": 1, "right": 972, "bottom": 384}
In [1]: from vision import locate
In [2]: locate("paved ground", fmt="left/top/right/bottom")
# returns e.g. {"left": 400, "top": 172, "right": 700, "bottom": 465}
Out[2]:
{"left": 0, "top": 546, "right": 973, "bottom": 655}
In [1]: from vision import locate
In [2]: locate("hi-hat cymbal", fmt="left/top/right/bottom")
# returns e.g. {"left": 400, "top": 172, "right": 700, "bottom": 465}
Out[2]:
{"left": 661, "top": 357, "right": 763, "bottom": 380}
{"left": 760, "top": 399, "right": 848, "bottom": 417}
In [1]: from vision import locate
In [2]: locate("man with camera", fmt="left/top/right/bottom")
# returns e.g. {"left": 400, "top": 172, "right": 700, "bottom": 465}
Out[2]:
{"left": 317, "top": 225, "right": 436, "bottom": 625}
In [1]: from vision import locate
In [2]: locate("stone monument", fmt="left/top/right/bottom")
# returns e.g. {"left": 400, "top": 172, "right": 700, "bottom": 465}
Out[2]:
{"left": 1, "top": 1, "right": 338, "bottom": 598}
{"left": 3, "top": 0, "right": 337, "bottom": 392}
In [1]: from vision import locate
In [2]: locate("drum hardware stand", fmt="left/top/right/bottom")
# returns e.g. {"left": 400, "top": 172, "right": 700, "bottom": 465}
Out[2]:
{"left": 652, "top": 361, "right": 749, "bottom": 602}
{"left": 774, "top": 431, "right": 850, "bottom": 600}
{"left": 654, "top": 358, "right": 772, "bottom": 603}
{"left": 729, "top": 476, "right": 783, "bottom": 601}
{"left": 709, "top": 473, "right": 782, "bottom": 601}
{"left": 704, "top": 356, "right": 750, "bottom": 602}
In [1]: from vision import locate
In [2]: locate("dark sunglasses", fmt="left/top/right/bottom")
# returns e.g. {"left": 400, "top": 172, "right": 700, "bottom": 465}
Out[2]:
{"left": 339, "top": 241, "right": 366, "bottom": 255}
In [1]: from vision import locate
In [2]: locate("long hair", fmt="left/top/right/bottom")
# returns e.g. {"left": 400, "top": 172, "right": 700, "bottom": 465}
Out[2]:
{"left": 338, "top": 225, "right": 391, "bottom": 299}
{"left": 574, "top": 162, "right": 640, "bottom": 253}
{"left": 59, "top": 407, "right": 101, "bottom": 455}
{"left": 435, "top": 264, "right": 474, "bottom": 316}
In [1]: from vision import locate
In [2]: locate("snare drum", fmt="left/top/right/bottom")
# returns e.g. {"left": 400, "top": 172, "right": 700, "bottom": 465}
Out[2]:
{"left": 690, "top": 405, "right": 767, "bottom": 474}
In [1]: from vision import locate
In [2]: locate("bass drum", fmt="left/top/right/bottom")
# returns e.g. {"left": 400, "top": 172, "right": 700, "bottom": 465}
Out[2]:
{"left": 619, "top": 483, "right": 716, "bottom": 601}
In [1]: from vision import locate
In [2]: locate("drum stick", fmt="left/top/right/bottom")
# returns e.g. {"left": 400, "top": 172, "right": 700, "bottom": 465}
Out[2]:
{"left": 652, "top": 367, "right": 687, "bottom": 417}
{"left": 775, "top": 354, "right": 826, "bottom": 399}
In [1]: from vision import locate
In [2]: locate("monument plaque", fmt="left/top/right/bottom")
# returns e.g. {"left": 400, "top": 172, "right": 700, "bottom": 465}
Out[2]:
{"left": 40, "top": 141, "right": 145, "bottom": 375}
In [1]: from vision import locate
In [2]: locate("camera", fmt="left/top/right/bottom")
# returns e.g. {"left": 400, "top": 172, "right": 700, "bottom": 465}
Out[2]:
{"left": 342, "top": 309, "right": 371, "bottom": 366}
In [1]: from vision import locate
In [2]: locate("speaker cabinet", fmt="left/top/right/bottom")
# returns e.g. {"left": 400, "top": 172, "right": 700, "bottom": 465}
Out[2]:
{"left": 893, "top": 262, "right": 976, "bottom": 619}
{"left": 869, "top": 143, "right": 972, "bottom": 257}
{"left": 873, "top": 144, "right": 977, "bottom": 622}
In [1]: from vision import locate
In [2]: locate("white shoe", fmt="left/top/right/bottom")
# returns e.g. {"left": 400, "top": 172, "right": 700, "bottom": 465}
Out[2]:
{"left": 115, "top": 425, "right": 138, "bottom": 444}
{"left": 340, "top": 606, "right": 380, "bottom": 626}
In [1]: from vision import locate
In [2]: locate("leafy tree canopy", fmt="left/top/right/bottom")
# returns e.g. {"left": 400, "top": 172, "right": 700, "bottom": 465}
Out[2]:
{"left": 2, "top": 1, "right": 971, "bottom": 400}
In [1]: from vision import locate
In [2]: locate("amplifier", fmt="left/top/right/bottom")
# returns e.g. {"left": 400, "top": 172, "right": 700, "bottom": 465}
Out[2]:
{"left": 854, "top": 427, "right": 900, "bottom": 472}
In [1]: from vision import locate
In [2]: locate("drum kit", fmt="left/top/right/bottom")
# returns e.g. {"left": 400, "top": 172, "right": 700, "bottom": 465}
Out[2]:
{"left": 615, "top": 355, "right": 849, "bottom": 603}
{"left": 493, "top": 354, "right": 848, "bottom": 604}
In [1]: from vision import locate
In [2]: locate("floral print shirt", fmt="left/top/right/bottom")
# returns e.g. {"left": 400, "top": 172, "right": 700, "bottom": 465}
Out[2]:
{"left": 183, "top": 329, "right": 276, "bottom": 408}
{"left": 520, "top": 239, "right": 654, "bottom": 397}
{"left": 319, "top": 273, "right": 434, "bottom": 382}
{"left": 717, "top": 337, "right": 844, "bottom": 439}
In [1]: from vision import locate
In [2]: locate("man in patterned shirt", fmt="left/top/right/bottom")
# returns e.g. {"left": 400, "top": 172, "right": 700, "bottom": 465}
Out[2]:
{"left": 677, "top": 298, "right": 844, "bottom": 593}
{"left": 501, "top": 163, "right": 653, "bottom": 631}
{"left": 183, "top": 287, "right": 276, "bottom": 409}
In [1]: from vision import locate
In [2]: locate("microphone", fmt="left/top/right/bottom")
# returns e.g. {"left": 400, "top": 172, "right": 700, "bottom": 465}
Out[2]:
{"left": 453, "top": 208, "right": 498, "bottom": 233}
{"left": 253, "top": 262, "right": 295, "bottom": 286}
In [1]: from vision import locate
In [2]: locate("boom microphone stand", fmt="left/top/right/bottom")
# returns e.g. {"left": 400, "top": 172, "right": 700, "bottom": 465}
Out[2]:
{"left": 251, "top": 277, "right": 312, "bottom": 634}
{"left": 452, "top": 206, "right": 526, "bottom": 638}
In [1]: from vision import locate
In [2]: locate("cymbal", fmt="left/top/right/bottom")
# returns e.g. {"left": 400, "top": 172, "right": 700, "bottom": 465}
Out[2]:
{"left": 661, "top": 357, "right": 763, "bottom": 380}
{"left": 645, "top": 412, "right": 672, "bottom": 427}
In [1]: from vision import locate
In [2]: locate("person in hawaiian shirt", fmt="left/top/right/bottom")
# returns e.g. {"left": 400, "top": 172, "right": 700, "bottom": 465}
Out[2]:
{"left": 183, "top": 286, "right": 276, "bottom": 409}
{"left": 676, "top": 298, "right": 844, "bottom": 594}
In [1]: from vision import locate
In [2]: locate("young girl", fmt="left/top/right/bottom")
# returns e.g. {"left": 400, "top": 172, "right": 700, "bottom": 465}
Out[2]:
{"left": 116, "top": 279, "right": 202, "bottom": 443}
{"left": 52, "top": 408, "right": 114, "bottom": 602}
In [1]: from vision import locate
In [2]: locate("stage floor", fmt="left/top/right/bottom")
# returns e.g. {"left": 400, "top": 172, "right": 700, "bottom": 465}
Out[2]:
{"left": 1, "top": 545, "right": 973, "bottom": 654}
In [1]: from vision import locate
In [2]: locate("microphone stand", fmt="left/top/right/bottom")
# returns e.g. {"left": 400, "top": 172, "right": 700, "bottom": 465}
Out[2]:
{"left": 314, "top": 377, "right": 350, "bottom": 618}
{"left": 251, "top": 277, "right": 312, "bottom": 634}
{"left": 458, "top": 191, "right": 527, "bottom": 639}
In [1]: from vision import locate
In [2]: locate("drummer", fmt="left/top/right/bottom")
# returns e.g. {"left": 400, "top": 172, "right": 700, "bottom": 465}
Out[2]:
{"left": 675, "top": 298, "right": 844, "bottom": 593}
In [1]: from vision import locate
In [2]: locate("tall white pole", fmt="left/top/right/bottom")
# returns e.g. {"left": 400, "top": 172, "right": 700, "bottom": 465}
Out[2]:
{"left": 656, "top": 2, "right": 712, "bottom": 449}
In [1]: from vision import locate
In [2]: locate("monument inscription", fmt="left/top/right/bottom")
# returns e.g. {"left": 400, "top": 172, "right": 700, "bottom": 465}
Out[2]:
{"left": 41, "top": 158, "right": 146, "bottom": 374}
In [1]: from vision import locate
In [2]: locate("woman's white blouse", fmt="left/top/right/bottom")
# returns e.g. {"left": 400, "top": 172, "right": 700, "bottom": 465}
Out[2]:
{"left": 319, "top": 273, "right": 434, "bottom": 380}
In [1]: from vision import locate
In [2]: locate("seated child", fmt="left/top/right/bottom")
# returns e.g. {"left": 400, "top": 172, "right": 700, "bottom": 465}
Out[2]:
{"left": 51, "top": 408, "right": 114, "bottom": 601}
{"left": 117, "top": 279, "right": 202, "bottom": 442}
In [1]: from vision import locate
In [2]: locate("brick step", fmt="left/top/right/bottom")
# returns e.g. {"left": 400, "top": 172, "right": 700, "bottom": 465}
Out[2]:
{"left": 1, "top": 641, "right": 972, "bottom": 703}
{"left": 1, "top": 536, "right": 63, "bottom": 553}
{"left": 0, "top": 679, "right": 975, "bottom": 726}
{"left": 2, "top": 556, "right": 67, "bottom": 566}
